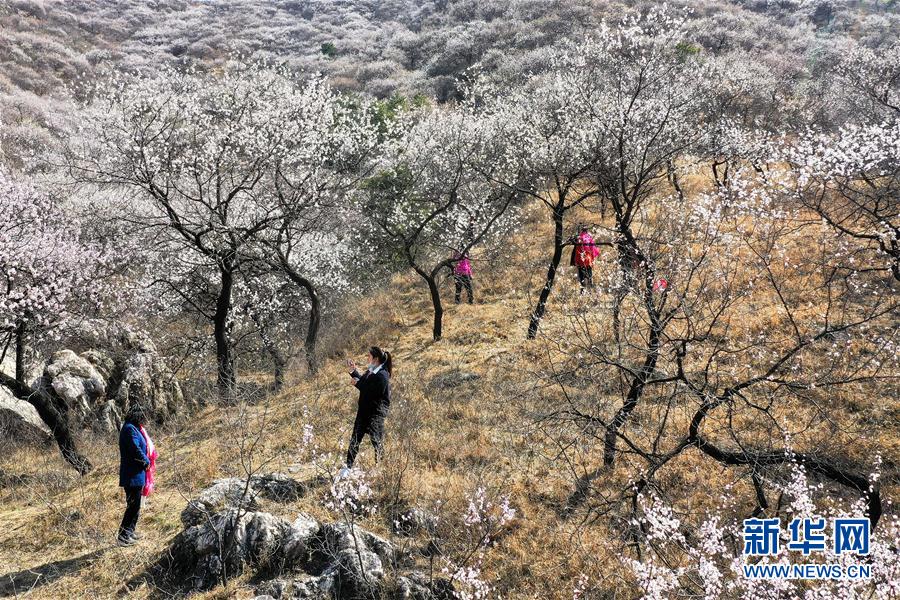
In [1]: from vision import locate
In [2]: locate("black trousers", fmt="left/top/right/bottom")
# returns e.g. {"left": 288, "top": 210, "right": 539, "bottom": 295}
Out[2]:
{"left": 577, "top": 266, "right": 594, "bottom": 290}
{"left": 454, "top": 274, "right": 473, "bottom": 304}
{"left": 346, "top": 411, "right": 386, "bottom": 467}
{"left": 118, "top": 485, "right": 142, "bottom": 538}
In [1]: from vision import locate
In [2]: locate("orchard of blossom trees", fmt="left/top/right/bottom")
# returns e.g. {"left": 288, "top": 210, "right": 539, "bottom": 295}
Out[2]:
{"left": 0, "top": 2, "right": 897, "bottom": 598}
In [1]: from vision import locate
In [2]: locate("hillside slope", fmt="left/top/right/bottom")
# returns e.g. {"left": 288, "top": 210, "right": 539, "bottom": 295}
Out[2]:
{"left": 1, "top": 195, "right": 897, "bottom": 599}
{"left": 0, "top": 206, "right": 610, "bottom": 598}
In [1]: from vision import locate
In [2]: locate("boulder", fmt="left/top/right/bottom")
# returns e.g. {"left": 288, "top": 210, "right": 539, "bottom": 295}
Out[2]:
{"left": 254, "top": 473, "right": 309, "bottom": 502}
{"left": 114, "top": 350, "right": 185, "bottom": 425}
{"left": 32, "top": 319, "right": 188, "bottom": 432}
{"left": 316, "top": 522, "right": 394, "bottom": 599}
{"left": 182, "top": 474, "right": 310, "bottom": 527}
{"left": 333, "top": 547, "right": 383, "bottom": 599}
{"left": 395, "top": 573, "right": 455, "bottom": 600}
{"left": 281, "top": 513, "right": 321, "bottom": 566}
{"left": 321, "top": 522, "right": 397, "bottom": 567}
{"left": 43, "top": 349, "right": 106, "bottom": 424}
{"left": 159, "top": 474, "right": 452, "bottom": 600}
{"left": 168, "top": 508, "right": 299, "bottom": 591}
{"left": 259, "top": 574, "right": 336, "bottom": 599}
{"left": 181, "top": 478, "right": 262, "bottom": 527}
{"left": 0, "top": 387, "right": 50, "bottom": 443}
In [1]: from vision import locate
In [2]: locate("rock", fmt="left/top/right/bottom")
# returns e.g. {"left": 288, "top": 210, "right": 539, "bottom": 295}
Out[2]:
{"left": 254, "top": 473, "right": 309, "bottom": 502}
{"left": 43, "top": 350, "right": 106, "bottom": 424}
{"left": 32, "top": 319, "right": 189, "bottom": 433}
{"left": 66, "top": 318, "right": 155, "bottom": 355}
{"left": 167, "top": 508, "right": 300, "bottom": 591}
{"left": 315, "top": 522, "right": 397, "bottom": 599}
{"left": 245, "top": 511, "right": 299, "bottom": 569}
{"left": 80, "top": 349, "right": 115, "bottom": 380}
{"left": 391, "top": 509, "right": 438, "bottom": 537}
{"left": 161, "top": 475, "right": 447, "bottom": 600}
{"left": 292, "top": 513, "right": 321, "bottom": 539}
{"left": 181, "top": 478, "right": 261, "bottom": 527}
{"left": 395, "top": 573, "right": 455, "bottom": 600}
{"left": 0, "top": 387, "right": 50, "bottom": 443}
{"left": 281, "top": 513, "right": 321, "bottom": 566}
{"left": 181, "top": 475, "right": 310, "bottom": 528}
{"left": 114, "top": 350, "right": 185, "bottom": 426}
{"left": 334, "top": 547, "right": 383, "bottom": 599}
{"left": 320, "top": 522, "right": 397, "bottom": 566}
{"left": 260, "top": 574, "right": 336, "bottom": 599}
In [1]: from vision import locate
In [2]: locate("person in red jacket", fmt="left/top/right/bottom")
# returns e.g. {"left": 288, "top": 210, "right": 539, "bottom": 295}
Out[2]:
{"left": 452, "top": 250, "right": 474, "bottom": 304}
{"left": 570, "top": 225, "right": 600, "bottom": 292}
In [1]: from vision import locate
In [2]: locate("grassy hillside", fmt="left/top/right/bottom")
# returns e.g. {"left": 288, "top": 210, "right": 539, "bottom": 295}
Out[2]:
{"left": 0, "top": 194, "right": 896, "bottom": 599}
{"left": 0, "top": 203, "right": 585, "bottom": 598}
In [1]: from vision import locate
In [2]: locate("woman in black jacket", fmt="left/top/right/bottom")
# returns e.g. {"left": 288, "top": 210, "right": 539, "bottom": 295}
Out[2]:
{"left": 344, "top": 346, "right": 392, "bottom": 468}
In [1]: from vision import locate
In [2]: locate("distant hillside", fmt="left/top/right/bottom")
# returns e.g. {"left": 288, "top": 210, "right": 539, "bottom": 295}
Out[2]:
{"left": 2, "top": 0, "right": 898, "bottom": 167}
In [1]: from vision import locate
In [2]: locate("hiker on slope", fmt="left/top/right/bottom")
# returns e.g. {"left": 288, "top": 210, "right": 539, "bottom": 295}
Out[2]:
{"left": 570, "top": 224, "right": 600, "bottom": 292}
{"left": 343, "top": 346, "right": 393, "bottom": 471}
{"left": 452, "top": 249, "right": 474, "bottom": 304}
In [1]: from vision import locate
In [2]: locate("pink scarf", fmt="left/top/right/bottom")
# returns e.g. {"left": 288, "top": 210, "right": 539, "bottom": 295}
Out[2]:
{"left": 139, "top": 425, "right": 158, "bottom": 497}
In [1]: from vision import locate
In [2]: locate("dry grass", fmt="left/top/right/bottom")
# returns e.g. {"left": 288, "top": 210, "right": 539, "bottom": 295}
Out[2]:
{"left": 0, "top": 192, "right": 896, "bottom": 599}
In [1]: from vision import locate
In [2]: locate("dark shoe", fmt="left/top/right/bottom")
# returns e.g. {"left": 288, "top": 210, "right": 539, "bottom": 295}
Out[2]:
{"left": 128, "top": 531, "right": 143, "bottom": 541}
{"left": 117, "top": 535, "right": 136, "bottom": 547}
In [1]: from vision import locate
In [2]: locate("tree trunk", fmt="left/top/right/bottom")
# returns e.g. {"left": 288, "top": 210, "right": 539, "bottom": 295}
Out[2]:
{"left": 15, "top": 320, "right": 25, "bottom": 384}
{"left": 214, "top": 260, "right": 237, "bottom": 401}
{"left": 667, "top": 160, "right": 684, "bottom": 201}
{"left": 247, "top": 309, "right": 286, "bottom": 392}
{"left": 302, "top": 283, "right": 321, "bottom": 374}
{"left": 425, "top": 274, "right": 443, "bottom": 341}
{"left": 282, "top": 268, "right": 322, "bottom": 375}
{"left": 603, "top": 318, "right": 660, "bottom": 466}
{"left": 0, "top": 371, "right": 92, "bottom": 474}
{"left": 527, "top": 207, "right": 565, "bottom": 339}
{"left": 605, "top": 211, "right": 660, "bottom": 465}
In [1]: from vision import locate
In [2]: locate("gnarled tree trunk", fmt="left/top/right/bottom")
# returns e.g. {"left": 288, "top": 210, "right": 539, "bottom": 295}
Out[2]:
{"left": 214, "top": 259, "right": 237, "bottom": 401}
{"left": 528, "top": 206, "right": 565, "bottom": 339}
{"left": 0, "top": 371, "right": 92, "bottom": 474}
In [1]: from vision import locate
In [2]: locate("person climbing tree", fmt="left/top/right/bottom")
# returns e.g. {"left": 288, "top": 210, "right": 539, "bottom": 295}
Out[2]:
{"left": 452, "top": 250, "right": 474, "bottom": 304}
{"left": 117, "top": 404, "right": 150, "bottom": 546}
{"left": 570, "top": 225, "right": 600, "bottom": 292}
{"left": 343, "top": 346, "right": 393, "bottom": 470}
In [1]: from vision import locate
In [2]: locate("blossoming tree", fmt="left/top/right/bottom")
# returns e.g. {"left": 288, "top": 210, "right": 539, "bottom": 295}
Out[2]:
{"left": 0, "top": 171, "right": 118, "bottom": 473}
{"left": 362, "top": 105, "right": 520, "bottom": 341}
{"left": 69, "top": 63, "right": 377, "bottom": 397}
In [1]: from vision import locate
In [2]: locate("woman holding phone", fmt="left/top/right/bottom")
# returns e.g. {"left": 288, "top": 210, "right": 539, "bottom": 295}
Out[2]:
{"left": 343, "top": 346, "right": 393, "bottom": 469}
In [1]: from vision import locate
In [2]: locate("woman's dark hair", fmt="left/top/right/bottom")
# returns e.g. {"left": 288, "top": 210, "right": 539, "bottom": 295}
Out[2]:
{"left": 124, "top": 403, "right": 146, "bottom": 426}
{"left": 369, "top": 345, "right": 393, "bottom": 376}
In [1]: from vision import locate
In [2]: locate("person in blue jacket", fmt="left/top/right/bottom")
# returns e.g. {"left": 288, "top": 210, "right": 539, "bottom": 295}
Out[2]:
{"left": 118, "top": 404, "right": 149, "bottom": 546}
{"left": 343, "top": 346, "right": 392, "bottom": 469}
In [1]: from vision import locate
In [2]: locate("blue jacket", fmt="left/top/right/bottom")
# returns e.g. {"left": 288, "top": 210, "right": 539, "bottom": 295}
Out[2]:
{"left": 119, "top": 422, "right": 149, "bottom": 488}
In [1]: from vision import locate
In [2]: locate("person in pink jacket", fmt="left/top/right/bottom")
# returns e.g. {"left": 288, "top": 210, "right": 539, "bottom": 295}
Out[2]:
{"left": 570, "top": 225, "right": 600, "bottom": 292}
{"left": 452, "top": 250, "right": 474, "bottom": 304}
